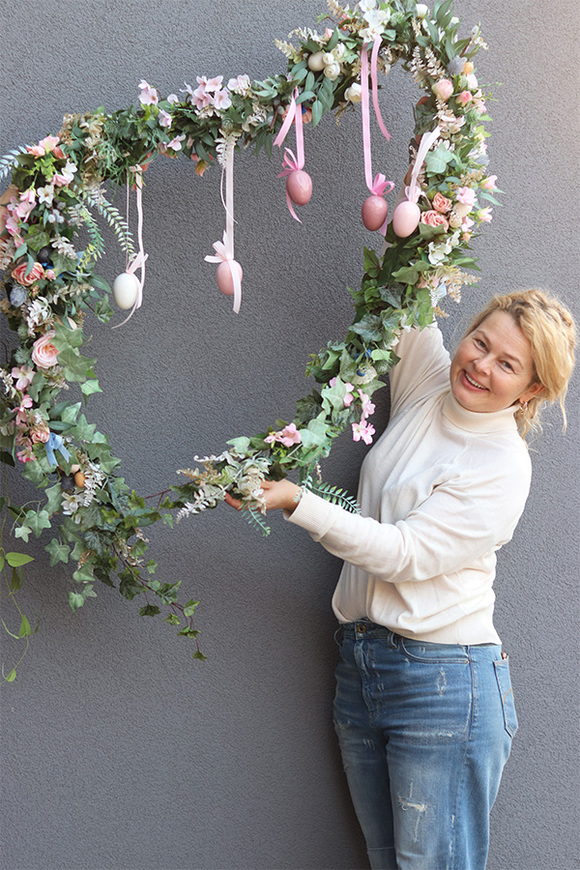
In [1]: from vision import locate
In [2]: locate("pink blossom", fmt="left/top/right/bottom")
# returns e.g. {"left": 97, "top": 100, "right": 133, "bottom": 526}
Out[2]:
{"left": 16, "top": 446, "right": 36, "bottom": 463}
{"left": 477, "top": 207, "right": 493, "bottom": 223}
{"left": 44, "top": 269, "right": 56, "bottom": 280}
{"left": 26, "top": 135, "right": 60, "bottom": 157}
{"left": 11, "top": 366, "right": 34, "bottom": 390}
{"left": 191, "top": 85, "right": 212, "bottom": 109}
{"left": 205, "top": 76, "right": 224, "bottom": 93}
{"left": 212, "top": 89, "right": 232, "bottom": 110}
{"left": 456, "top": 186, "right": 476, "bottom": 207}
{"left": 456, "top": 90, "right": 472, "bottom": 106}
{"left": 53, "top": 160, "right": 77, "bottom": 187}
{"left": 481, "top": 175, "right": 498, "bottom": 191}
{"left": 352, "top": 420, "right": 376, "bottom": 445}
{"left": 167, "top": 135, "right": 185, "bottom": 151}
{"left": 461, "top": 216, "right": 475, "bottom": 232}
{"left": 138, "top": 79, "right": 159, "bottom": 105}
{"left": 158, "top": 109, "right": 172, "bottom": 128}
{"left": 14, "top": 394, "right": 33, "bottom": 424}
{"left": 358, "top": 390, "right": 376, "bottom": 419}
{"left": 265, "top": 423, "right": 302, "bottom": 447}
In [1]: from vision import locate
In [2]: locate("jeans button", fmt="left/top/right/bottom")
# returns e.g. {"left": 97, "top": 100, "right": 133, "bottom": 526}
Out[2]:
{"left": 357, "top": 623, "right": 366, "bottom": 633}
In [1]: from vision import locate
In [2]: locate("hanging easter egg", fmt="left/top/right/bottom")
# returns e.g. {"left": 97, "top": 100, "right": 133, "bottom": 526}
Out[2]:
{"left": 216, "top": 260, "right": 243, "bottom": 297}
{"left": 74, "top": 471, "right": 86, "bottom": 488}
{"left": 37, "top": 246, "right": 53, "bottom": 267}
{"left": 113, "top": 272, "right": 140, "bottom": 309}
{"left": 286, "top": 169, "right": 312, "bottom": 206}
{"left": 392, "top": 200, "right": 421, "bottom": 237}
{"left": 307, "top": 51, "right": 326, "bottom": 72}
{"left": 361, "top": 195, "right": 389, "bottom": 231}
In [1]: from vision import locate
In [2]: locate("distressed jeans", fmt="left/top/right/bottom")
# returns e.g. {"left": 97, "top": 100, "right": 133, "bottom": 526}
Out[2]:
{"left": 333, "top": 620, "right": 517, "bottom": 870}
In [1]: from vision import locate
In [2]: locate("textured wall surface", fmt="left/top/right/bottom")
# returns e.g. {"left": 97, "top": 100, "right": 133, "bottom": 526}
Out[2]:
{"left": 1, "top": 1, "right": 578, "bottom": 869}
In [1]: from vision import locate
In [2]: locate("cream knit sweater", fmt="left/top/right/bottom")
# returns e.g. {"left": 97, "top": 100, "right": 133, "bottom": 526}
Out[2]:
{"left": 288, "top": 323, "right": 532, "bottom": 644}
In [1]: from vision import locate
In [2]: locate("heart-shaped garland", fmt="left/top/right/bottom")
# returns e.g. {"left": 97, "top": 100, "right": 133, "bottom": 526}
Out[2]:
{"left": 0, "top": 0, "right": 499, "bottom": 673}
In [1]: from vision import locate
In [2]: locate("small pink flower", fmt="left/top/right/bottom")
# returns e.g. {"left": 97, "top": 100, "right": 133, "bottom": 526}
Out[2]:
{"left": 205, "top": 76, "right": 224, "bottom": 93}
{"left": 358, "top": 390, "right": 376, "bottom": 419}
{"left": 421, "top": 210, "right": 449, "bottom": 231}
{"left": 44, "top": 268, "right": 56, "bottom": 280}
{"left": 31, "top": 331, "right": 59, "bottom": 369}
{"left": 11, "top": 366, "right": 34, "bottom": 390}
{"left": 167, "top": 135, "right": 185, "bottom": 151}
{"left": 212, "top": 89, "right": 232, "bottom": 110}
{"left": 432, "top": 79, "right": 454, "bottom": 101}
{"left": 462, "top": 216, "right": 475, "bottom": 232}
{"left": 26, "top": 135, "right": 60, "bottom": 157}
{"left": 329, "top": 377, "right": 355, "bottom": 406}
{"left": 14, "top": 394, "right": 33, "bottom": 424}
{"left": 477, "top": 207, "right": 493, "bottom": 223}
{"left": 352, "top": 421, "right": 376, "bottom": 445}
{"left": 138, "top": 79, "right": 159, "bottom": 105}
{"left": 456, "top": 186, "right": 476, "bottom": 207}
{"left": 265, "top": 423, "right": 302, "bottom": 447}
{"left": 158, "top": 109, "right": 172, "bottom": 128}
{"left": 30, "top": 416, "right": 50, "bottom": 444}
{"left": 16, "top": 447, "right": 36, "bottom": 463}
{"left": 456, "top": 90, "right": 473, "bottom": 106}
{"left": 12, "top": 261, "right": 45, "bottom": 286}
{"left": 481, "top": 175, "right": 498, "bottom": 191}
{"left": 432, "top": 192, "right": 452, "bottom": 214}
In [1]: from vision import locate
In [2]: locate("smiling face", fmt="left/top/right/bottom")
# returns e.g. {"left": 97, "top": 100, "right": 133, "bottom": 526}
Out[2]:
{"left": 450, "top": 309, "right": 545, "bottom": 413}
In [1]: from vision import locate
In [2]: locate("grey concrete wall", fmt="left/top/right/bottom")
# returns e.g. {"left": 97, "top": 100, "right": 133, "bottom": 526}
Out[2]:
{"left": 1, "top": 1, "right": 578, "bottom": 868}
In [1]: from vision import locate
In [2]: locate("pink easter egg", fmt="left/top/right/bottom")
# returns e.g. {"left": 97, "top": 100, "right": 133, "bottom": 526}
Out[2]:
{"left": 392, "top": 200, "right": 421, "bottom": 237}
{"left": 216, "top": 260, "right": 243, "bottom": 296}
{"left": 361, "top": 195, "right": 389, "bottom": 231}
{"left": 286, "top": 169, "right": 312, "bottom": 206}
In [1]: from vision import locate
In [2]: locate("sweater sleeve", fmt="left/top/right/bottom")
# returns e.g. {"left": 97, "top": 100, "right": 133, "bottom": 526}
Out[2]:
{"left": 287, "top": 454, "right": 531, "bottom": 583}
{"left": 389, "top": 322, "right": 451, "bottom": 414}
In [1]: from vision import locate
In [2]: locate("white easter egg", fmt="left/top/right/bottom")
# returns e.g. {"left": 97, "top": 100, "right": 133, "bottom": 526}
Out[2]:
{"left": 216, "top": 260, "right": 243, "bottom": 296}
{"left": 113, "top": 272, "right": 140, "bottom": 309}
{"left": 392, "top": 201, "right": 421, "bottom": 238}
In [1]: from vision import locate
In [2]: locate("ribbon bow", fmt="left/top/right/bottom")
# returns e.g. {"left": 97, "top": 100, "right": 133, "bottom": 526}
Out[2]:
{"left": 45, "top": 432, "right": 71, "bottom": 468}
{"left": 404, "top": 126, "right": 441, "bottom": 204}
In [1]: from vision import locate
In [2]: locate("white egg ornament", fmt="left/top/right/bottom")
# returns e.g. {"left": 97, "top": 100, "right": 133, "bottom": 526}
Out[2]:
{"left": 362, "top": 195, "right": 389, "bottom": 231}
{"left": 113, "top": 272, "right": 140, "bottom": 309}
{"left": 286, "top": 169, "right": 313, "bottom": 207}
{"left": 216, "top": 260, "right": 243, "bottom": 296}
{"left": 392, "top": 200, "right": 421, "bottom": 238}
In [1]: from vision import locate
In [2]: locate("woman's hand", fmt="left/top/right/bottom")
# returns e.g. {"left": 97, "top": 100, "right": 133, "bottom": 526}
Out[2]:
{"left": 223, "top": 479, "right": 302, "bottom": 514}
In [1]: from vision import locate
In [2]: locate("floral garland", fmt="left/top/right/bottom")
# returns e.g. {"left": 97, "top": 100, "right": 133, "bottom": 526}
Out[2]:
{"left": 0, "top": 0, "right": 499, "bottom": 677}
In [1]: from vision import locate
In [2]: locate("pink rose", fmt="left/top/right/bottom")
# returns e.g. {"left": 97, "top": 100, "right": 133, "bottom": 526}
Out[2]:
{"left": 420, "top": 210, "right": 449, "bottom": 231}
{"left": 456, "top": 90, "right": 472, "bottom": 106}
{"left": 432, "top": 192, "right": 452, "bottom": 214}
{"left": 11, "top": 261, "right": 45, "bottom": 286}
{"left": 432, "top": 79, "right": 454, "bottom": 101}
{"left": 31, "top": 331, "right": 59, "bottom": 369}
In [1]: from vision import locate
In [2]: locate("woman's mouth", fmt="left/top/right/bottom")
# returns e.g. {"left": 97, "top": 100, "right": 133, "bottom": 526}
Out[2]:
{"left": 463, "top": 371, "right": 488, "bottom": 390}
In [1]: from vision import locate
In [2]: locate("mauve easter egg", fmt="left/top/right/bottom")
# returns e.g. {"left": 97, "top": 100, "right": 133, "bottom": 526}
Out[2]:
{"left": 361, "top": 195, "right": 389, "bottom": 231}
{"left": 216, "top": 260, "right": 243, "bottom": 296}
{"left": 392, "top": 200, "right": 421, "bottom": 237}
{"left": 286, "top": 169, "right": 312, "bottom": 206}
{"left": 112, "top": 272, "right": 140, "bottom": 309}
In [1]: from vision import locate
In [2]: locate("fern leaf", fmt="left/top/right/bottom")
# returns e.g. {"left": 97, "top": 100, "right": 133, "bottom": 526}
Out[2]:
{"left": 0, "top": 146, "right": 29, "bottom": 182}
{"left": 84, "top": 191, "right": 135, "bottom": 256}
{"left": 305, "top": 480, "right": 361, "bottom": 514}
{"left": 241, "top": 506, "right": 271, "bottom": 536}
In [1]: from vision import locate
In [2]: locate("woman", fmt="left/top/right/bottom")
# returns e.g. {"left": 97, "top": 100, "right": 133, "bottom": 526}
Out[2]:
{"left": 227, "top": 288, "right": 576, "bottom": 870}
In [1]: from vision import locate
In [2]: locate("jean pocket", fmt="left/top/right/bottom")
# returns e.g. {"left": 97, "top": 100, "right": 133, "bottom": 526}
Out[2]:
{"left": 494, "top": 658, "right": 519, "bottom": 737}
{"left": 399, "top": 637, "right": 470, "bottom": 664}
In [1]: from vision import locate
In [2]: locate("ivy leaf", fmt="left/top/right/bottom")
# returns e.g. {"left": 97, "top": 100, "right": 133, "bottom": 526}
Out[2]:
{"left": 81, "top": 379, "right": 103, "bottom": 398}
{"left": 192, "top": 650, "right": 207, "bottom": 662}
{"left": 44, "top": 483, "right": 63, "bottom": 516}
{"left": 57, "top": 348, "right": 97, "bottom": 383}
{"left": 164, "top": 614, "right": 181, "bottom": 626}
{"left": 139, "top": 604, "right": 160, "bottom": 617}
{"left": 45, "top": 539, "right": 71, "bottom": 567}
{"left": 18, "top": 615, "right": 31, "bottom": 637}
{"left": 13, "top": 525, "right": 32, "bottom": 543}
{"left": 183, "top": 599, "right": 200, "bottom": 617}
{"left": 24, "top": 509, "right": 51, "bottom": 538}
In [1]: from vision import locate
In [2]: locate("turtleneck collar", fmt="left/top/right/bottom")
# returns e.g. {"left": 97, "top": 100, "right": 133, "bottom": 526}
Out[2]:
{"left": 441, "top": 390, "right": 520, "bottom": 435}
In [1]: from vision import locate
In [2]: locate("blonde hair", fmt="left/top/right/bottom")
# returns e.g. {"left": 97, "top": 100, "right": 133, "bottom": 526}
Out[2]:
{"left": 465, "top": 289, "right": 576, "bottom": 438}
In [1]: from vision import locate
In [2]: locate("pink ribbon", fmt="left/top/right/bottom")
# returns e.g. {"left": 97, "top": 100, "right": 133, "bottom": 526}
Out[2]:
{"left": 361, "top": 39, "right": 395, "bottom": 232}
{"left": 405, "top": 126, "right": 441, "bottom": 203}
{"left": 274, "top": 88, "right": 306, "bottom": 222}
{"left": 205, "top": 140, "right": 241, "bottom": 313}
{"left": 113, "top": 167, "right": 148, "bottom": 329}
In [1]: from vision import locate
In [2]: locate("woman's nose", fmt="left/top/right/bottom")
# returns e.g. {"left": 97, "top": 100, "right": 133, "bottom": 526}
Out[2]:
{"left": 473, "top": 354, "right": 491, "bottom": 373}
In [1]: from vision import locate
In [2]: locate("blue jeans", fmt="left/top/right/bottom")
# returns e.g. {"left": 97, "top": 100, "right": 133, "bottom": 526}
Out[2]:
{"left": 333, "top": 620, "right": 517, "bottom": 870}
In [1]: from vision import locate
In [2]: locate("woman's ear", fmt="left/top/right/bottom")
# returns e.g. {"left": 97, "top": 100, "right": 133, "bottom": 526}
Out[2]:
{"left": 519, "top": 381, "right": 545, "bottom": 404}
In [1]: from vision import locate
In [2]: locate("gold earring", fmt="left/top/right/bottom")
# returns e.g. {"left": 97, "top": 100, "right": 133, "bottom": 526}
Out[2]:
{"left": 520, "top": 400, "right": 529, "bottom": 412}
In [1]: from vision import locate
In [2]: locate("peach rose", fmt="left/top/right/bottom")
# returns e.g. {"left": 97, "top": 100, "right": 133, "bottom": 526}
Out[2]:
{"left": 432, "top": 192, "right": 452, "bottom": 214}
{"left": 31, "top": 331, "right": 59, "bottom": 369}
{"left": 11, "top": 261, "right": 45, "bottom": 286}
{"left": 420, "top": 210, "right": 449, "bottom": 230}
{"left": 432, "top": 79, "right": 454, "bottom": 101}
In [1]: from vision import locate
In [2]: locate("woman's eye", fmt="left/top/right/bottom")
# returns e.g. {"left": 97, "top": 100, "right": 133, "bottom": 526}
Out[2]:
{"left": 501, "top": 360, "right": 513, "bottom": 371}
{"left": 474, "top": 338, "right": 486, "bottom": 349}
